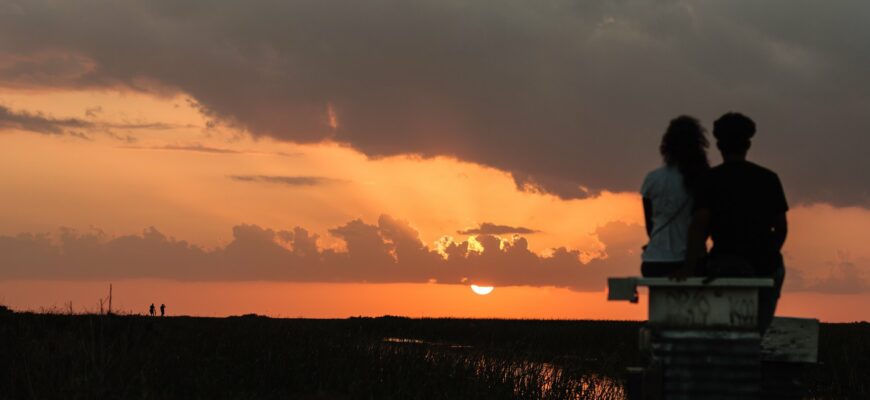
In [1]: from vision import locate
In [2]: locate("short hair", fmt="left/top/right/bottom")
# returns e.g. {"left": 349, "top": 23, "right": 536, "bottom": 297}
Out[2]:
{"left": 713, "top": 112, "right": 755, "bottom": 154}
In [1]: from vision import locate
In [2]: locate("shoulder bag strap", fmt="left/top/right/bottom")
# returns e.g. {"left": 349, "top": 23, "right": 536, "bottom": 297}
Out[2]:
{"left": 649, "top": 197, "right": 690, "bottom": 239}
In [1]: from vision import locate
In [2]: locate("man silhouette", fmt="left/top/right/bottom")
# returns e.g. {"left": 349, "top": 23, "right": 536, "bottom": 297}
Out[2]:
{"left": 686, "top": 112, "right": 788, "bottom": 334}
{"left": 160, "top": 304, "right": 165, "bottom": 317}
{"left": 149, "top": 303, "right": 156, "bottom": 317}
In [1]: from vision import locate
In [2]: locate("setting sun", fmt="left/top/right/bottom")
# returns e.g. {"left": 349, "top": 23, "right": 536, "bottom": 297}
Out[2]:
{"left": 470, "top": 285, "right": 494, "bottom": 295}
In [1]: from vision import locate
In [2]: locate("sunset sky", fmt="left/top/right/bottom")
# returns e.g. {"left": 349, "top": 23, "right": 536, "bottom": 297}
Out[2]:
{"left": 1, "top": 1, "right": 869, "bottom": 321}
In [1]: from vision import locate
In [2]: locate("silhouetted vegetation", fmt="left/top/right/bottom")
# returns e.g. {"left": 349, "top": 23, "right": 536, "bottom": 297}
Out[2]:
{"left": 0, "top": 311, "right": 865, "bottom": 399}
{"left": 806, "top": 322, "right": 870, "bottom": 399}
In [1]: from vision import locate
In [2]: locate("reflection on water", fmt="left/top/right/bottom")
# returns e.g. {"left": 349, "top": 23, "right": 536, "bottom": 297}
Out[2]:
{"left": 536, "top": 362, "right": 623, "bottom": 399}
{"left": 383, "top": 337, "right": 426, "bottom": 344}
{"left": 383, "top": 337, "right": 625, "bottom": 399}
{"left": 383, "top": 336, "right": 474, "bottom": 348}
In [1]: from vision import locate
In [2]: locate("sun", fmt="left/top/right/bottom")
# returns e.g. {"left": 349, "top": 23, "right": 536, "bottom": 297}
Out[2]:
{"left": 470, "top": 284, "right": 494, "bottom": 295}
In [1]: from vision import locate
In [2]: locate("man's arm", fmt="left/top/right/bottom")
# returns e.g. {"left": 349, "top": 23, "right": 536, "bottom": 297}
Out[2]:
{"left": 771, "top": 212, "right": 787, "bottom": 251}
{"left": 769, "top": 173, "right": 789, "bottom": 252}
{"left": 680, "top": 208, "right": 710, "bottom": 278}
{"left": 643, "top": 197, "right": 654, "bottom": 237}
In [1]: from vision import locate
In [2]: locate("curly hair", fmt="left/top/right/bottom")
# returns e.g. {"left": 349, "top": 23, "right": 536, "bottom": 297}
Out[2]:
{"left": 660, "top": 115, "right": 710, "bottom": 195}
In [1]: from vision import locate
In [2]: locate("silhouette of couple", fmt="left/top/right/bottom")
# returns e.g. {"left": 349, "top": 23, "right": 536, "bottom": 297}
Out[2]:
{"left": 640, "top": 113, "right": 787, "bottom": 333}
{"left": 149, "top": 303, "right": 166, "bottom": 317}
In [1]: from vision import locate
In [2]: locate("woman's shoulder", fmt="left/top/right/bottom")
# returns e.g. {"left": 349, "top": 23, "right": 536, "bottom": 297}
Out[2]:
{"left": 644, "top": 165, "right": 680, "bottom": 182}
{"left": 644, "top": 166, "right": 689, "bottom": 196}
{"left": 641, "top": 166, "right": 670, "bottom": 194}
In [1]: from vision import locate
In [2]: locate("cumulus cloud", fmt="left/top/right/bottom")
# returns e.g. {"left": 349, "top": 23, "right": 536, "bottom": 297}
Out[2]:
{"left": 2, "top": 216, "right": 862, "bottom": 293}
{"left": 0, "top": 1, "right": 868, "bottom": 206}
{"left": 228, "top": 175, "right": 345, "bottom": 186}
{"left": 457, "top": 223, "right": 539, "bottom": 235}
{"left": 793, "top": 253, "right": 870, "bottom": 294}
{"left": 0, "top": 216, "right": 643, "bottom": 291}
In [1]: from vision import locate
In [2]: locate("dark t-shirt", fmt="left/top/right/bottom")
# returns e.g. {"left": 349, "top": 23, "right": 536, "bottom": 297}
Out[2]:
{"left": 694, "top": 161, "right": 788, "bottom": 274}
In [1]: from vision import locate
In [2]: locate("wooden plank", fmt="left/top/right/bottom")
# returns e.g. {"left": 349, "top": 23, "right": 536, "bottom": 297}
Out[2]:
{"left": 761, "top": 317, "right": 819, "bottom": 363}
{"left": 607, "top": 277, "right": 639, "bottom": 301}
{"left": 648, "top": 286, "right": 759, "bottom": 329}
{"left": 637, "top": 277, "right": 774, "bottom": 288}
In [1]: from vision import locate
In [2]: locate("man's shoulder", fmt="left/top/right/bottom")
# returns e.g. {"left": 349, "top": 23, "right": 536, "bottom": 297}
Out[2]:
{"left": 706, "top": 163, "right": 728, "bottom": 180}
{"left": 711, "top": 161, "right": 779, "bottom": 179}
{"left": 745, "top": 161, "right": 781, "bottom": 181}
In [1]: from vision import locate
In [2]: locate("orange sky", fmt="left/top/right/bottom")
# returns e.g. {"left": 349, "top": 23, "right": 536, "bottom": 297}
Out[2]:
{"left": 1, "top": 280, "right": 868, "bottom": 322}
{"left": 2, "top": 88, "right": 870, "bottom": 322}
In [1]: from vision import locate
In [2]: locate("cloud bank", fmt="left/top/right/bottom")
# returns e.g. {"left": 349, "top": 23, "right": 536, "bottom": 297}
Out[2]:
{"left": 0, "top": 0, "right": 868, "bottom": 206}
{"left": 3, "top": 215, "right": 863, "bottom": 293}
{"left": 0, "top": 216, "right": 643, "bottom": 291}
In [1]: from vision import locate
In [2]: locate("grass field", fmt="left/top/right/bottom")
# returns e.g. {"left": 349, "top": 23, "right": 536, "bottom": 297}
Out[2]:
{"left": 0, "top": 308, "right": 867, "bottom": 399}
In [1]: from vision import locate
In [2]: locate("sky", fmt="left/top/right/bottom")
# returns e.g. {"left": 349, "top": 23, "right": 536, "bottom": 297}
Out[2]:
{"left": 1, "top": 0, "right": 869, "bottom": 321}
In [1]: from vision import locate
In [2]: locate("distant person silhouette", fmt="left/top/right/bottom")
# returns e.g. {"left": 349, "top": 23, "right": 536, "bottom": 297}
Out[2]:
{"left": 160, "top": 304, "right": 165, "bottom": 317}
{"left": 149, "top": 303, "right": 156, "bottom": 317}
{"left": 640, "top": 116, "right": 710, "bottom": 277}
{"left": 686, "top": 112, "right": 788, "bottom": 334}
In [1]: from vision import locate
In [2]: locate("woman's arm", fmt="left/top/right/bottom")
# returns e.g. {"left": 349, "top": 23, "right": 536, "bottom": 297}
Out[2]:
{"left": 681, "top": 207, "right": 710, "bottom": 279}
{"left": 643, "top": 197, "right": 654, "bottom": 238}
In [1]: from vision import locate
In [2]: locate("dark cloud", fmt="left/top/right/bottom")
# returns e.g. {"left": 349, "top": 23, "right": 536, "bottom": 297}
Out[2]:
{"left": 0, "top": 104, "right": 91, "bottom": 136}
{"left": 0, "top": 52, "right": 96, "bottom": 89}
{"left": 0, "top": 216, "right": 642, "bottom": 291}
{"left": 0, "top": 104, "right": 178, "bottom": 139}
{"left": 457, "top": 223, "right": 539, "bottom": 236}
{"left": 157, "top": 144, "right": 241, "bottom": 154}
{"left": 106, "top": 122, "right": 177, "bottom": 130}
{"left": 121, "top": 143, "right": 302, "bottom": 157}
{"left": 1, "top": 1, "right": 869, "bottom": 206}
{"left": 123, "top": 143, "right": 242, "bottom": 154}
{"left": 228, "top": 175, "right": 345, "bottom": 186}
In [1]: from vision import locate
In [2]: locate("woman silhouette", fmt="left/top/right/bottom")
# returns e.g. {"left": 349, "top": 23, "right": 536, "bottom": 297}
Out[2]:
{"left": 640, "top": 116, "right": 710, "bottom": 277}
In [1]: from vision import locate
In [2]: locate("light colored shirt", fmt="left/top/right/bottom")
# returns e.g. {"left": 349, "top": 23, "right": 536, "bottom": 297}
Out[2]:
{"left": 641, "top": 165, "right": 692, "bottom": 262}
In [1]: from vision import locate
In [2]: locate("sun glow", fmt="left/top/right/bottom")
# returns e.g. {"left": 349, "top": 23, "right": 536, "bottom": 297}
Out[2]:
{"left": 465, "top": 236, "right": 485, "bottom": 253}
{"left": 470, "top": 285, "right": 494, "bottom": 295}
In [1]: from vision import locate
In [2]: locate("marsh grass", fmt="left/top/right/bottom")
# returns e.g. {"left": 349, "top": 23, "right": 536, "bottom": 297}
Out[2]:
{"left": 0, "top": 313, "right": 633, "bottom": 399}
{"left": 804, "top": 322, "right": 870, "bottom": 399}
{"left": 0, "top": 311, "right": 865, "bottom": 399}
